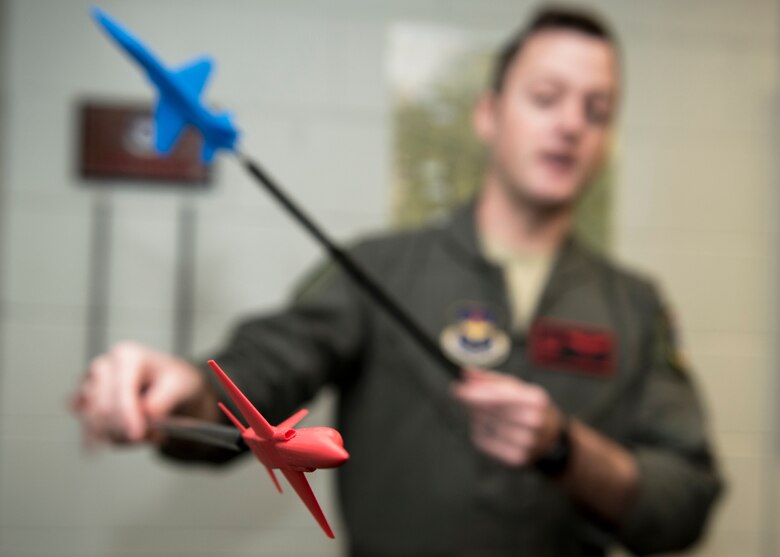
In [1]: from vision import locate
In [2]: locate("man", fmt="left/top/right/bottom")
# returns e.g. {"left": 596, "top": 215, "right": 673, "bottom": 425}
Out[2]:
{"left": 72, "top": 7, "right": 722, "bottom": 556}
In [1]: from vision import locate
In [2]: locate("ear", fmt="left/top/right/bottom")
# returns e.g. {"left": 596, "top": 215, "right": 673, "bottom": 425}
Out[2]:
{"left": 472, "top": 91, "right": 497, "bottom": 143}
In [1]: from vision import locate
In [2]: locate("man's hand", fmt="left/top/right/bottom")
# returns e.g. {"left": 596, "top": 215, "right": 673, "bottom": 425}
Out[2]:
{"left": 454, "top": 368, "right": 639, "bottom": 522}
{"left": 452, "top": 367, "right": 564, "bottom": 467}
{"left": 71, "top": 342, "right": 218, "bottom": 446}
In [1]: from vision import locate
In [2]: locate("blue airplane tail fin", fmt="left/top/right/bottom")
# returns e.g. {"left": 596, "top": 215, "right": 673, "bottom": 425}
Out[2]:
{"left": 201, "top": 111, "right": 239, "bottom": 161}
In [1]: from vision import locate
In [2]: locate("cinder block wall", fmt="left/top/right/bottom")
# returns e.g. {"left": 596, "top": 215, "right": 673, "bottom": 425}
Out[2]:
{"left": 612, "top": 2, "right": 778, "bottom": 555}
{"left": 0, "top": 1, "right": 776, "bottom": 556}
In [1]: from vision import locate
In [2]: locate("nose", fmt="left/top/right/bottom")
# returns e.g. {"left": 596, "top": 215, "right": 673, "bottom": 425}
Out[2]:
{"left": 557, "top": 99, "right": 586, "bottom": 141}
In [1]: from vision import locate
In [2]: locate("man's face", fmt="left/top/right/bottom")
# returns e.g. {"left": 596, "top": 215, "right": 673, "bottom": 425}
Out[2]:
{"left": 476, "top": 30, "right": 619, "bottom": 209}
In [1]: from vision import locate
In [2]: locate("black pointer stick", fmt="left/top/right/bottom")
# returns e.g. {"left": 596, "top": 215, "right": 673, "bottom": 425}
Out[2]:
{"left": 151, "top": 152, "right": 466, "bottom": 450}
{"left": 235, "top": 151, "right": 461, "bottom": 377}
{"left": 150, "top": 417, "right": 246, "bottom": 451}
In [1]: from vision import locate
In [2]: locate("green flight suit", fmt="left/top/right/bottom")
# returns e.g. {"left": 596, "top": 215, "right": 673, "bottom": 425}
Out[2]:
{"left": 166, "top": 203, "right": 722, "bottom": 556}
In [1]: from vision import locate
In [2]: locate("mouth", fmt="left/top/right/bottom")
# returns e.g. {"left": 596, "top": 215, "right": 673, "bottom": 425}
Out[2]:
{"left": 539, "top": 151, "right": 577, "bottom": 174}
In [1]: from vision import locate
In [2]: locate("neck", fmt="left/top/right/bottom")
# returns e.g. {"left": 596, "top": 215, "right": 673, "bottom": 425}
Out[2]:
{"left": 476, "top": 177, "right": 574, "bottom": 254}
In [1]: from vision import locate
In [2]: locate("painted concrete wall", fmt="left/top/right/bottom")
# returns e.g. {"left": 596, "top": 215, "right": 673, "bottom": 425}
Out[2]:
{"left": 0, "top": 1, "right": 776, "bottom": 556}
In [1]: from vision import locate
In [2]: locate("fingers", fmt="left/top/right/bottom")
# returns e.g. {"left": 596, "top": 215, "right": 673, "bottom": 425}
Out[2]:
{"left": 453, "top": 371, "right": 549, "bottom": 414}
{"left": 84, "top": 354, "right": 124, "bottom": 443}
{"left": 142, "top": 365, "right": 192, "bottom": 420}
{"left": 471, "top": 412, "right": 534, "bottom": 465}
{"left": 466, "top": 407, "right": 540, "bottom": 466}
{"left": 71, "top": 342, "right": 211, "bottom": 449}
{"left": 112, "top": 345, "right": 148, "bottom": 442}
{"left": 474, "top": 411, "right": 535, "bottom": 446}
{"left": 141, "top": 370, "right": 199, "bottom": 445}
{"left": 72, "top": 342, "right": 153, "bottom": 446}
{"left": 453, "top": 368, "right": 561, "bottom": 467}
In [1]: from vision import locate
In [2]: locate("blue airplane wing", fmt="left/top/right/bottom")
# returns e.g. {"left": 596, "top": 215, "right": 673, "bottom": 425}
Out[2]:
{"left": 154, "top": 96, "right": 187, "bottom": 154}
{"left": 173, "top": 57, "right": 213, "bottom": 99}
{"left": 202, "top": 142, "right": 217, "bottom": 162}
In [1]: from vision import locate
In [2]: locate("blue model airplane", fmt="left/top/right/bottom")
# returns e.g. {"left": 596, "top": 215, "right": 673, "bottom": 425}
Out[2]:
{"left": 91, "top": 6, "right": 239, "bottom": 162}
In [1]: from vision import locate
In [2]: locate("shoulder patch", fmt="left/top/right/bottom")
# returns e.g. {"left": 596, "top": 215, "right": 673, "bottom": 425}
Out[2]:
{"left": 655, "top": 308, "right": 690, "bottom": 377}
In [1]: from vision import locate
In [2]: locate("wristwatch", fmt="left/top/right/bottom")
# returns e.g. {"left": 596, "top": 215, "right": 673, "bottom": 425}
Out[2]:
{"left": 534, "top": 413, "right": 572, "bottom": 477}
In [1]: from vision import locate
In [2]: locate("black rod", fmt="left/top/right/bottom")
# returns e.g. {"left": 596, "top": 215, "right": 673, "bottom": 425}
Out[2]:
{"left": 236, "top": 151, "right": 460, "bottom": 377}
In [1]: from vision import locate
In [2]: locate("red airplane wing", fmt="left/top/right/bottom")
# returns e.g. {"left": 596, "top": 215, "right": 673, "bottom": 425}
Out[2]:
{"left": 208, "top": 360, "right": 275, "bottom": 440}
{"left": 217, "top": 402, "right": 283, "bottom": 493}
{"left": 280, "top": 468, "right": 335, "bottom": 538}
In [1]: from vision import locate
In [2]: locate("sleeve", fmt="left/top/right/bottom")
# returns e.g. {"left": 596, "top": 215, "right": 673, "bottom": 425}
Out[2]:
{"left": 616, "top": 287, "right": 724, "bottom": 555}
{"left": 159, "top": 252, "right": 370, "bottom": 464}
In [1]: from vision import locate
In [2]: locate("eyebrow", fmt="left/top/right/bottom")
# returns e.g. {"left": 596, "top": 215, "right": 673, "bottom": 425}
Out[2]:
{"left": 527, "top": 77, "right": 616, "bottom": 99}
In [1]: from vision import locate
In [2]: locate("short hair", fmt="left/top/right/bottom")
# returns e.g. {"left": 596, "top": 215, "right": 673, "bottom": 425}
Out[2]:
{"left": 491, "top": 5, "right": 618, "bottom": 92}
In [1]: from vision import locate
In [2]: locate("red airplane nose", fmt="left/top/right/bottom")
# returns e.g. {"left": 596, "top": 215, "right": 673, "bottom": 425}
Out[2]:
{"left": 328, "top": 443, "right": 349, "bottom": 466}
{"left": 324, "top": 430, "right": 348, "bottom": 465}
{"left": 324, "top": 428, "right": 344, "bottom": 446}
{"left": 281, "top": 427, "right": 349, "bottom": 469}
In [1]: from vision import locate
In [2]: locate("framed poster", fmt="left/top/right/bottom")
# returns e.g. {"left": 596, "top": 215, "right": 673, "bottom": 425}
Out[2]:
{"left": 78, "top": 101, "right": 210, "bottom": 186}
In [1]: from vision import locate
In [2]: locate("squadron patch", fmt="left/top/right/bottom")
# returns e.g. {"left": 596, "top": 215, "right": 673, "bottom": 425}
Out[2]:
{"left": 529, "top": 319, "right": 616, "bottom": 377}
{"left": 440, "top": 305, "right": 510, "bottom": 368}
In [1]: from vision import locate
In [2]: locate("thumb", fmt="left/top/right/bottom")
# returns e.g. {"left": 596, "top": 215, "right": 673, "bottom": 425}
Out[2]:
{"left": 141, "top": 371, "right": 187, "bottom": 421}
{"left": 141, "top": 372, "right": 189, "bottom": 445}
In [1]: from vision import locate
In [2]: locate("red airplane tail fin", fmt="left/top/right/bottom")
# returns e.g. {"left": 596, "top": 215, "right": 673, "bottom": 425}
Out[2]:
{"left": 266, "top": 466, "right": 283, "bottom": 493}
{"left": 277, "top": 408, "right": 309, "bottom": 430}
{"left": 217, "top": 402, "right": 246, "bottom": 433}
{"left": 208, "top": 360, "right": 275, "bottom": 440}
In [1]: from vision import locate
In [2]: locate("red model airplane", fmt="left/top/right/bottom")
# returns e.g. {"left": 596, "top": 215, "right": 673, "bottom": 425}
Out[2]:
{"left": 208, "top": 359, "right": 349, "bottom": 538}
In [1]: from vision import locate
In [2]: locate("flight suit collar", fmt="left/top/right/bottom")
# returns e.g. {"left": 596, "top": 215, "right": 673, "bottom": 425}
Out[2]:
{"left": 443, "top": 200, "right": 598, "bottom": 316}
{"left": 444, "top": 199, "right": 488, "bottom": 267}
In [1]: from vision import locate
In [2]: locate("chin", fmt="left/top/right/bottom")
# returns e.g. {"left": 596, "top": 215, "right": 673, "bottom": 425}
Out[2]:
{"left": 522, "top": 182, "right": 580, "bottom": 210}
{"left": 497, "top": 171, "right": 582, "bottom": 212}
{"left": 505, "top": 189, "right": 574, "bottom": 213}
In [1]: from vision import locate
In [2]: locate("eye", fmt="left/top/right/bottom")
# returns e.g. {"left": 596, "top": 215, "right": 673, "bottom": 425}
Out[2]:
{"left": 529, "top": 89, "right": 560, "bottom": 108}
{"left": 586, "top": 98, "right": 614, "bottom": 126}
